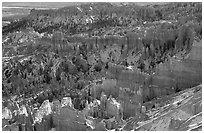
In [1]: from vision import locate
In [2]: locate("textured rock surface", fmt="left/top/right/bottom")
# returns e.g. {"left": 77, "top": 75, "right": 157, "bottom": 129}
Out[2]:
{"left": 132, "top": 85, "right": 202, "bottom": 131}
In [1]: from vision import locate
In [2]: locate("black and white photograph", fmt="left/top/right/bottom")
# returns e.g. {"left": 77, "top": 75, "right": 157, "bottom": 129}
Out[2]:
{"left": 1, "top": 1, "right": 202, "bottom": 131}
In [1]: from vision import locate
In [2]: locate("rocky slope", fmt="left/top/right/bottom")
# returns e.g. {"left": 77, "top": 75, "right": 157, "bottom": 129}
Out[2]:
{"left": 123, "top": 84, "right": 202, "bottom": 131}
